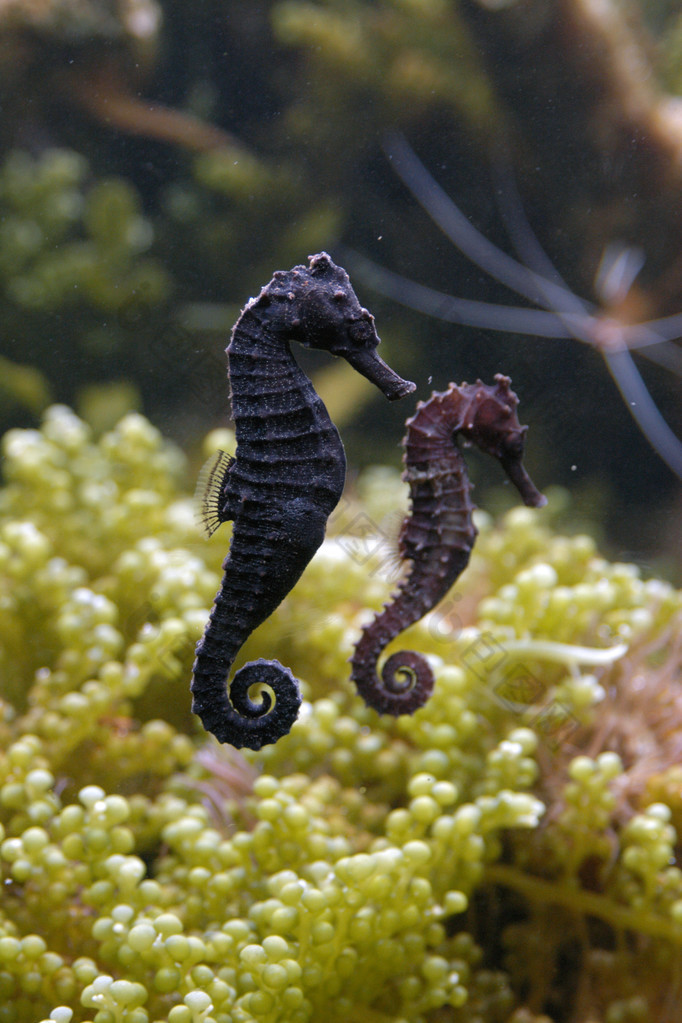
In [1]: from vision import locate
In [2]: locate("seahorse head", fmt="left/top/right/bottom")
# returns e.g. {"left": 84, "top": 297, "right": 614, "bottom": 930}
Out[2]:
{"left": 457, "top": 376, "right": 525, "bottom": 457}
{"left": 459, "top": 375, "right": 546, "bottom": 507}
{"left": 257, "top": 252, "right": 415, "bottom": 401}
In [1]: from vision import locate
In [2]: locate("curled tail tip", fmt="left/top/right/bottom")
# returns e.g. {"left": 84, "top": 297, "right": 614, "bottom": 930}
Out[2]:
{"left": 191, "top": 658, "right": 302, "bottom": 751}
{"left": 351, "top": 649, "right": 434, "bottom": 716}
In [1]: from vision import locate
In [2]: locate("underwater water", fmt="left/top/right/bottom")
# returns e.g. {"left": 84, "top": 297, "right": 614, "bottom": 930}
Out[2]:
{"left": 0, "top": 3, "right": 681, "bottom": 1023}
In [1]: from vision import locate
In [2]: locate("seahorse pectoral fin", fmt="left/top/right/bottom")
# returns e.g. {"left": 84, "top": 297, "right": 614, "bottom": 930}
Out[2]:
{"left": 194, "top": 449, "right": 237, "bottom": 536}
{"left": 341, "top": 346, "right": 415, "bottom": 400}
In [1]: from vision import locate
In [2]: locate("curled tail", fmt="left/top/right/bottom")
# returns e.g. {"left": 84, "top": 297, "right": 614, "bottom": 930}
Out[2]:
{"left": 351, "top": 617, "right": 433, "bottom": 717}
{"left": 350, "top": 550, "right": 470, "bottom": 716}
{"left": 191, "top": 643, "right": 301, "bottom": 751}
{"left": 191, "top": 511, "right": 322, "bottom": 750}
{"left": 191, "top": 568, "right": 302, "bottom": 750}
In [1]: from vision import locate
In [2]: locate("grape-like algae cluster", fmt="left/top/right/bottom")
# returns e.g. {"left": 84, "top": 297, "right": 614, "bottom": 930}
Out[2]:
{"left": 0, "top": 406, "right": 680, "bottom": 1022}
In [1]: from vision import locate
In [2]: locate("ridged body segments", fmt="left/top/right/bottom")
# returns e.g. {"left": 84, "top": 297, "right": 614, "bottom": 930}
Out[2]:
{"left": 191, "top": 253, "right": 414, "bottom": 749}
{"left": 351, "top": 374, "right": 546, "bottom": 716}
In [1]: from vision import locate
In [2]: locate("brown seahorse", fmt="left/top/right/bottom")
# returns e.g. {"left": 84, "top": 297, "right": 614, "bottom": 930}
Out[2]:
{"left": 351, "top": 374, "right": 546, "bottom": 716}
{"left": 191, "top": 252, "right": 415, "bottom": 750}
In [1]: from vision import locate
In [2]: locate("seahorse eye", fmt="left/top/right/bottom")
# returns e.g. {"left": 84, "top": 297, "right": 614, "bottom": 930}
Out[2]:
{"left": 348, "top": 315, "right": 376, "bottom": 345}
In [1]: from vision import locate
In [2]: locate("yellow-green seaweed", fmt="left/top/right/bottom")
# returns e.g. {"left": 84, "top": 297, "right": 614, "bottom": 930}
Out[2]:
{"left": 0, "top": 406, "right": 681, "bottom": 1023}
{"left": 0, "top": 150, "right": 168, "bottom": 316}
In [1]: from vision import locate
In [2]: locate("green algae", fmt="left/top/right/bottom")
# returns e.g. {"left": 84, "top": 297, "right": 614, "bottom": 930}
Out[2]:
{"left": 0, "top": 406, "right": 680, "bottom": 1022}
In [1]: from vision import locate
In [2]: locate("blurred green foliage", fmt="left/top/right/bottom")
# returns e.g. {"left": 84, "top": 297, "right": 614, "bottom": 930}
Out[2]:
{"left": 0, "top": 0, "right": 498, "bottom": 445}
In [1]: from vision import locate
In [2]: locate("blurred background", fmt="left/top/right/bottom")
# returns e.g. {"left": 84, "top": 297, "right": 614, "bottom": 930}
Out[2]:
{"left": 0, "top": 0, "right": 680, "bottom": 573}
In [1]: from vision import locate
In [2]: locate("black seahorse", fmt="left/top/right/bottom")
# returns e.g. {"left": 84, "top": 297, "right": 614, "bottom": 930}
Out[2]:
{"left": 351, "top": 374, "right": 546, "bottom": 716}
{"left": 191, "top": 252, "right": 415, "bottom": 750}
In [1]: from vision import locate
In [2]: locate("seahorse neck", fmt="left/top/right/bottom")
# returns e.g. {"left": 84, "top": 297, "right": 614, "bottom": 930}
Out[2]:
{"left": 228, "top": 310, "right": 320, "bottom": 422}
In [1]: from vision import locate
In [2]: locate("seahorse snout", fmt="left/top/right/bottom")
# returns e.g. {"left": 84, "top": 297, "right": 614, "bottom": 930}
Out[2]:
{"left": 343, "top": 346, "right": 415, "bottom": 400}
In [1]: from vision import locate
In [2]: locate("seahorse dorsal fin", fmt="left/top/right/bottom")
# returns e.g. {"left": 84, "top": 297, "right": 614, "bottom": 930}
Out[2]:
{"left": 194, "top": 449, "right": 235, "bottom": 537}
